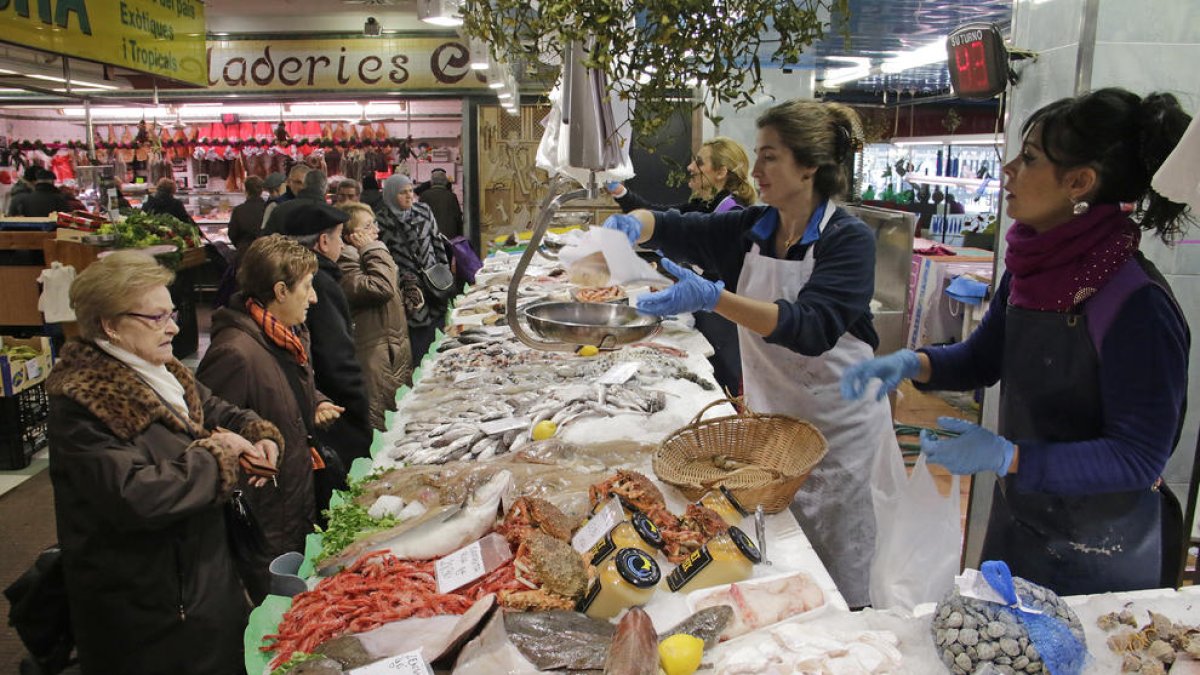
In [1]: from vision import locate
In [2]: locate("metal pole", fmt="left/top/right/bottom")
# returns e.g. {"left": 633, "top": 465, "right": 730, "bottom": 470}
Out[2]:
{"left": 1073, "top": 0, "right": 1100, "bottom": 95}
{"left": 84, "top": 99, "right": 95, "bottom": 160}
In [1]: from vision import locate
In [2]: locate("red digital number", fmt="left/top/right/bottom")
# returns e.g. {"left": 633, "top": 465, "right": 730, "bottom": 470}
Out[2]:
{"left": 970, "top": 40, "right": 988, "bottom": 92}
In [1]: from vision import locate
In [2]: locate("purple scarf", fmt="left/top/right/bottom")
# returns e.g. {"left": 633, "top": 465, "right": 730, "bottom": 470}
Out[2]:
{"left": 1004, "top": 203, "right": 1140, "bottom": 312}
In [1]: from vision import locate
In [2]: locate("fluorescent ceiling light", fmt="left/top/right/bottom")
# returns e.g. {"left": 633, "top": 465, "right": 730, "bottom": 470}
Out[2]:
{"left": 24, "top": 73, "right": 119, "bottom": 90}
{"left": 497, "top": 91, "right": 512, "bottom": 100}
{"left": 287, "top": 103, "right": 363, "bottom": 118}
{"left": 881, "top": 38, "right": 949, "bottom": 74}
{"left": 418, "top": 0, "right": 463, "bottom": 26}
{"left": 488, "top": 81, "right": 505, "bottom": 89}
{"left": 823, "top": 66, "right": 871, "bottom": 87}
{"left": 364, "top": 102, "right": 404, "bottom": 115}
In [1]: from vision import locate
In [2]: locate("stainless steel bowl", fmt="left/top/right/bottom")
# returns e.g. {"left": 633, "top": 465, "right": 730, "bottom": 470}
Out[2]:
{"left": 523, "top": 301, "right": 659, "bottom": 348}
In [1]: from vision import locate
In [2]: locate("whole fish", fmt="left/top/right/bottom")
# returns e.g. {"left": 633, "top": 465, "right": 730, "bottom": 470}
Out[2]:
{"left": 658, "top": 606, "right": 733, "bottom": 649}
{"left": 505, "top": 610, "right": 615, "bottom": 671}
{"left": 317, "top": 470, "right": 512, "bottom": 576}
{"left": 604, "top": 607, "right": 657, "bottom": 675}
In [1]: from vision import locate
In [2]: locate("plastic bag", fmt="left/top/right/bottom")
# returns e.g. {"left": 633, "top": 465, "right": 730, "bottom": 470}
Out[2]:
{"left": 869, "top": 454, "right": 961, "bottom": 610}
{"left": 559, "top": 228, "right": 669, "bottom": 286}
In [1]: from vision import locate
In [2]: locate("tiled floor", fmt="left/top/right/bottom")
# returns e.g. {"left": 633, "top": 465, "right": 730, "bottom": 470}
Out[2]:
{"left": 0, "top": 447, "right": 49, "bottom": 499}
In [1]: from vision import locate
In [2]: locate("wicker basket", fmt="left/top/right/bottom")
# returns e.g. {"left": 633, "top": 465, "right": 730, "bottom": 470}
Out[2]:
{"left": 653, "top": 398, "right": 828, "bottom": 514}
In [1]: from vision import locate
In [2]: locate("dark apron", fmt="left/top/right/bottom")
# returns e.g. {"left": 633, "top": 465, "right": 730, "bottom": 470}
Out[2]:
{"left": 982, "top": 302, "right": 1178, "bottom": 596}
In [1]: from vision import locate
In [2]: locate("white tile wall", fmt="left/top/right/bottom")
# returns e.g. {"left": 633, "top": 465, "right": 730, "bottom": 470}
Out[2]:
{"left": 1011, "top": 0, "right": 1088, "bottom": 51}
{"left": 1092, "top": 44, "right": 1200, "bottom": 107}
{"left": 1097, "top": 0, "right": 1200, "bottom": 44}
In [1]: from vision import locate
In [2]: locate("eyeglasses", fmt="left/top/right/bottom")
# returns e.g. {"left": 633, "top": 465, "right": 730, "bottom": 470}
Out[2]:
{"left": 124, "top": 310, "right": 179, "bottom": 328}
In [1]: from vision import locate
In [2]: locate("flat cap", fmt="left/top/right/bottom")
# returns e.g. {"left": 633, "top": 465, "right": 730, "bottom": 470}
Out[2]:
{"left": 263, "top": 172, "right": 286, "bottom": 190}
{"left": 282, "top": 202, "right": 349, "bottom": 237}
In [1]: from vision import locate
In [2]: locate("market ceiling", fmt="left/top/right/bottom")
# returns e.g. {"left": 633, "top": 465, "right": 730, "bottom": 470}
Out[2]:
{"left": 0, "top": 0, "right": 1011, "bottom": 106}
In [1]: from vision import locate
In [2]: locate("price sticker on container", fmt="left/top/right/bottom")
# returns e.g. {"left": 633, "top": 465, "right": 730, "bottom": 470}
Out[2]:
{"left": 572, "top": 497, "right": 624, "bottom": 553}
{"left": 348, "top": 649, "right": 433, "bottom": 675}
{"left": 435, "top": 540, "right": 487, "bottom": 594}
{"left": 598, "top": 362, "right": 640, "bottom": 386}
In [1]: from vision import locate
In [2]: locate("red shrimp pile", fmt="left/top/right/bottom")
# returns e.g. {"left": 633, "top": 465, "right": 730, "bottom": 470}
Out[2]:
{"left": 264, "top": 550, "right": 523, "bottom": 668}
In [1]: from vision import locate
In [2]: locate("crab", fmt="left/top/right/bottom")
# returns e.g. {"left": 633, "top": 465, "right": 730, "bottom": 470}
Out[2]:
{"left": 500, "top": 531, "right": 589, "bottom": 612}
{"left": 499, "top": 496, "right": 577, "bottom": 549}
{"left": 590, "top": 470, "right": 667, "bottom": 515}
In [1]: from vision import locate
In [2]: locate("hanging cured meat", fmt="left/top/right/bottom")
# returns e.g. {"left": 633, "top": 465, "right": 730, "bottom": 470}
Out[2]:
{"left": 361, "top": 124, "right": 375, "bottom": 141}
{"left": 376, "top": 122, "right": 389, "bottom": 140}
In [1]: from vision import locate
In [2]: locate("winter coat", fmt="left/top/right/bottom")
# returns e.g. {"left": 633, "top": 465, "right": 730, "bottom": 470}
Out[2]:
{"left": 142, "top": 192, "right": 195, "bottom": 225}
{"left": 309, "top": 254, "right": 372, "bottom": 463}
{"left": 227, "top": 194, "right": 267, "bottom": 250}
{"left": 8, "top": 183, "right": 67, "bottom": 217}
{"left": 45, "top": 340, "right": 285, "bottom": 675}
{"left": 419, "top": 185, "right": 463, "bottom": 239}
{"left": 196, "top": 299, "right": 322, "bottom": 602}
{"left": 337, "top": 242, "right": 413, "bottom": 430}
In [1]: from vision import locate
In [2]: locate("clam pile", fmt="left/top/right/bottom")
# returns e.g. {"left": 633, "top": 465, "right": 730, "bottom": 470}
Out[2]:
{"left": 931, "top": 577, "right": 1085, "bottom": 674}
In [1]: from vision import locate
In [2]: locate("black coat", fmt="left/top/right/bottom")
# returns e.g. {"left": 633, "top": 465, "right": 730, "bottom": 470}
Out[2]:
{"left": 227, "top": 195, "right": 267, "bottom": 250}
{"left": 8, "top": 183, "right": 67, "bottom": 217}
{"left": 419, "top": 185, "right": 463, "bottom": 239}
{"left": 308, "top": 255, "right": 372, "bottom": 463}
{"left": 142, "top": 192, "right": 195, "bottom": 225}
{"left": 45, "top": 341, "right": 284, "bottom": 675}
{"left": 197, "top": 301, "right": 321, "bottom": 602}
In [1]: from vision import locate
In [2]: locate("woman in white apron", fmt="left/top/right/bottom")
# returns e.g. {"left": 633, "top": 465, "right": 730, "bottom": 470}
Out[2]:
{"left": 603, "top": 99, "right": 902, "bottom": 608}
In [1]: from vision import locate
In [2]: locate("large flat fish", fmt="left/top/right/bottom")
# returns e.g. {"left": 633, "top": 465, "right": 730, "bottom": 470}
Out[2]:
{"left": 504, "top": 610, "right": 615, "bottom": 671}
{"left": 604, "top": 607, "right": 657, "bottom": 675}
{"left": 318, "top": 470, "right": 512, "bottom": 576}
{"left": 658, "top": 606, "right": 734, "bottom": 649}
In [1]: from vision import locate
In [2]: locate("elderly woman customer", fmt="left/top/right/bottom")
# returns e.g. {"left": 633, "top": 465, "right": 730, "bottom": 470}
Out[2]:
{"left": 197, "top": 235, "right": 340, "bottom": 602}
{"left": 376, "top": 174, "right": 454, "bottom": 364}
{"left": 338, "top": 202, "right": 413, "bottom": 430}
{"left": 46, "top": 251, "right": 283, "bottom": 675}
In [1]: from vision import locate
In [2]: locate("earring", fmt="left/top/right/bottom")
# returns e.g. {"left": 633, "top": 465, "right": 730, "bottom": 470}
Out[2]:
{"left": 1072, "top": 199, "right": 1090, "bottom": 216}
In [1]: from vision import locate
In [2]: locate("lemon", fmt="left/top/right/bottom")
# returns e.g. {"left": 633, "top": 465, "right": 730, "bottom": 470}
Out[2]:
{"left": 577, "top": 344, "right": 600, "bottom": 357}
{"left": 531, "top": 420, "right": 558, "bottom": 441}
{"left": 658, "top": 634, "right": 703, "bottom": 675}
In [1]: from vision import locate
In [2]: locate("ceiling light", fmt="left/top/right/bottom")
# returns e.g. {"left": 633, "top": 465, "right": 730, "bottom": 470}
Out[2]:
{"left": 488, "top": 80, "right": 505, "bottom": 89}
{"left": 821, "top": 57, "right": 873, "bottom": 87}
{"left": 497, "top": 91, "right": 512, "bottom": 100}
{"left": 881, "top": 38, "right": 949, "bottom": 74}
{"left": 418, "top": 0, "right": 463, "bottom": 27}
{"left": 22, "top": 73, "right": 119, "bottom": 90}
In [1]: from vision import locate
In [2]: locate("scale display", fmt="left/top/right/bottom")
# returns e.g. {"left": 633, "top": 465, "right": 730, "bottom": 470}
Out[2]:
{"left": 947, "top": 23, "right": 1009, "bottom": 99}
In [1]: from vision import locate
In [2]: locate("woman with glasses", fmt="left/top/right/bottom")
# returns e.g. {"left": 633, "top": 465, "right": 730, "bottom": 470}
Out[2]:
{"left": 337, "top": 202, "right": 412, "bottom": 430}
{"left": 45, "top": 250, "right": 283, "bottom": 674}
{"left": 198, "top": 235, "right": 341, "bottom": 602}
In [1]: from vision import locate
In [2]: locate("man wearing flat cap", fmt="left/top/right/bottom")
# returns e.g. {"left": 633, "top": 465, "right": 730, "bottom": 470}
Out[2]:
{"left": 283, "top": 202, "right": 372, "bottom": 465}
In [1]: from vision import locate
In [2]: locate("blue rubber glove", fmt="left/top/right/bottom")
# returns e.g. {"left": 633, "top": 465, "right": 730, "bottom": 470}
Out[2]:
{"left": 605, "top": 180, "right": 622, "bottom": 193}
{"left": 636, "top": 257, "right": 724, "bottom": 316}
{"left": 840, "top": 349, "right": 921, "bottom": 402}
{"left": 921, "top": 416, "right": 1015, "bottom": 476}
{"left": 602, "top": 213, "right": 642, "bottom": 246}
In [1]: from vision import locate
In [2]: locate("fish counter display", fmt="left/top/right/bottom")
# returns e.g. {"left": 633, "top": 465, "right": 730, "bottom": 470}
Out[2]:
{"left": 246, "top": 248, "right": 1000, "bottom": 675}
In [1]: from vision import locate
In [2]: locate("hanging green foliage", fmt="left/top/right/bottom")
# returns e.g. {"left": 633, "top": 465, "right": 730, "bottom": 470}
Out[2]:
{"left": 463, "top": 0, "right": 849, "bottom": 139}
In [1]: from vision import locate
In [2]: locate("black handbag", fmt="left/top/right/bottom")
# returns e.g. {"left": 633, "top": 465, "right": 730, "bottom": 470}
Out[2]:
{"left": 224, "top": 489, "right": 269, "bottom": 561}
{"left": 421, "top": 260, "right": 456, "bottom": 302}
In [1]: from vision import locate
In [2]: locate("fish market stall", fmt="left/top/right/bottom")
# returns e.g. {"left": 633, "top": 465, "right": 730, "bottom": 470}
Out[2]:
{"left": 243, "top": 243, "right": 860, "bottom": 674}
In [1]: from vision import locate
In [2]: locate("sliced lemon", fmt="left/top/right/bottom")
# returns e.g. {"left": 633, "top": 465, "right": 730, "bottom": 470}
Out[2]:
{"left": 577, "top": 344, "right": 600, "bottom": 357}
{"left": 659, "top": 633, "right": 703, "bottom": 675}
{"left": 531, "top": 420, "right": 558, "bottom": 441}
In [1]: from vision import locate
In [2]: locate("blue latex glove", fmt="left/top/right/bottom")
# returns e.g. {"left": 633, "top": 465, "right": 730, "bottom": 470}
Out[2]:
{"left": 605, "top": 180, "right": 622, "bottom": 193}
{"left": 602, "top": 213, "right": 642, "bottom": 246}
{"left": 840, "top": 349, "right": 921, "bottom": 402}
{"left": 636, "top": 257, "right": 724, "bottom": 316}
{"left": 921, "top": 416, "right": 1015, "bottom": 476}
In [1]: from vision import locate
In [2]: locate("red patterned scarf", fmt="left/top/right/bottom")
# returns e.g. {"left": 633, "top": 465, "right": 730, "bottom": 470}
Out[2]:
{"left": 245, "top": 298, "right": 308, "bottom": 365}
{"left": 1004, "top": 203, "right": 1140, "bottom": 312}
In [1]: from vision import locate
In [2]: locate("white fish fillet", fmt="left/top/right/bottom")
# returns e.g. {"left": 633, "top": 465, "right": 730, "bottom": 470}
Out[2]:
{"left": 378, "top": 469, "right": 512, "bottom": 560}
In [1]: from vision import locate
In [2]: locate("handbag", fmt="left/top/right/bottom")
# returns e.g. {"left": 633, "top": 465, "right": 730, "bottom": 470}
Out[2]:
{"left": 444, "top": 234, "right": 483, "bottom": 285}
{"left": 225, "top": 489, "right": 269, "bottom": 561}
{"left": 421, "top": 260, "right": 456, "bottom": 302}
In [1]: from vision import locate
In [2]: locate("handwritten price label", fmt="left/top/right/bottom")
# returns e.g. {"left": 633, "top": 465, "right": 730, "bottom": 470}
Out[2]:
{"left": 348, "top": 649, "right": 432, "bottom": 674}
{"left": 435, "top": 540, "right": 487, "bottom": 594}
{"left": 572, "top": 497, "right": 624, "bottom": 553}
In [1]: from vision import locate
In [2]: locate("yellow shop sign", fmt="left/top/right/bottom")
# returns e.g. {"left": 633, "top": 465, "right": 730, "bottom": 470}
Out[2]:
{"left": 204, "top": 37, "right": 489, "bottom": 92}
{"left": 0, "top": 0, "right": 207, "bottom": 86}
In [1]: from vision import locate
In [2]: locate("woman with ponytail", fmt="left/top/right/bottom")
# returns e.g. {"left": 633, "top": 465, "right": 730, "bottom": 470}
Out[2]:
{"left": 843, "top": 88, "right": 1193, "bottom": 595}
{"left": 602, "top": 100, "right": 901, "bottom": 608}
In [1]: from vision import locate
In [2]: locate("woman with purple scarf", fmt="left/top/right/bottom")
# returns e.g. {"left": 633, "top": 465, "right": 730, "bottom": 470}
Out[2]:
{"left": 841, "top": 88, "right": 1193, "bottom": 596}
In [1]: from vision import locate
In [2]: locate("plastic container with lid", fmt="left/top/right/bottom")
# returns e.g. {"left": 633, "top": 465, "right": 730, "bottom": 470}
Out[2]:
{"left": 588, "top": 512, "right": 665, "bottom": 566}
{"left": 577, "top": 548, "right": 661, "bottom": 620}
{"left": 666, "top": 526, "right": 761, "bottom": 593}
{"left": 696, "top": 486, "right": 750, "bottom": 527}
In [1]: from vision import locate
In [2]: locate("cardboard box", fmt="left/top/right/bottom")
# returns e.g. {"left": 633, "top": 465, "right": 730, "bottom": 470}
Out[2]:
{"left": 0, "top": 336, "right": 54, "bottom": 397}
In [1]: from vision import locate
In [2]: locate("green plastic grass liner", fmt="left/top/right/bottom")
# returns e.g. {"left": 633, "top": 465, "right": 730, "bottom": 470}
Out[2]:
{"left": 244, "top": 594, "right": 294, "bottom": 675}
